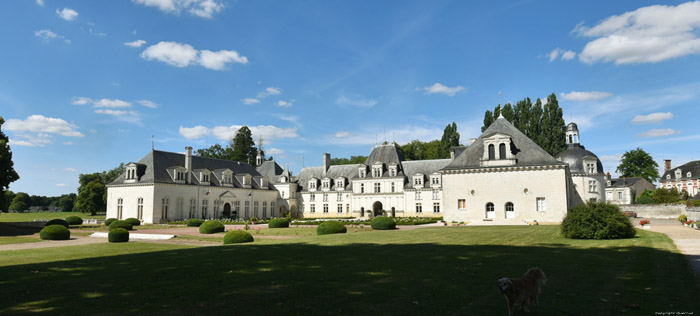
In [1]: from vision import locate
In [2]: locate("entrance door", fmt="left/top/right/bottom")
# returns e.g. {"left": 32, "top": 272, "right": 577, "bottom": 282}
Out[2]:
{"left": 223, "top": 203, "right": 231, "bottom": 218}
{"left": 391, "top": 207, "right": 395, "bottom": 217}
{"left": 505, "top": 202, "right": 514, "bottom": 219}
{"left": 486, "top": 202, "right": 495, "bottom": 219}
{"left": 372, "top": 201, "right": 383, "bottom": 217}
{"left": 361, "top": 207, "right": 365, "bottom": 217}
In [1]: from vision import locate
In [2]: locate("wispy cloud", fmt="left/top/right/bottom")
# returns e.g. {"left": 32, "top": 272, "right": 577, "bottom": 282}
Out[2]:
{"left": 133, "top": 0, "right": 224, "bottom": 18}
{"left": 94, "top": 99, "right": 132, "bottom": 108}
{"left": 336, "top": 95, "right": 378, "bottom": 108}
{"left": 138, "top": 100, "right": 158, "bottom": 108}
{"left": 419, "top": 83, "right": 466, "bottom": 96}
{"left": 179, "top": 124, "right": 299, "bottom": 143}
{"left": 56, "top": 8, "right": 78, "bottom": 21}
{"left": 560, "top": 91, "right": 612, "bottom": 101}
{"left": 637, "top": 128, "right": 676, "bottom": 138}
{"left": 257, "top": 87, "right": 282, "bottom": 98}
{"left": 548, "top": 48, "right": 576, "bottom": 62}
{"left": 36, "top": 0, "right": 44, "bottom": 7}
{"left": 242, "top": 98, "right": 260, "bottom": 105}
{"left": 124, "top": 39, "right": 147, "bottom": 47}
{"left": 34, "top": 29, "right": 70, "bottom": 44}
{"left": 632, "top": 112, "right": 673, "bottom": 124}
{"left": 140, "top": 41, "right": 248, "bottom": 70}
{"left": 334, "top": 132, "right": 353, "bottom": 138}
{"left": 71, "top": 97, "right": 93, "bottom": 105}
{"left": 276, "top": 100, "right": 293, "bottom": 107}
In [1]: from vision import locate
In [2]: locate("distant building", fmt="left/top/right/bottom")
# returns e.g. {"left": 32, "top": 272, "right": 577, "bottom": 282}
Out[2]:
{"left": 660, "top": 159, "right": 700, "bottom": 196}
{"left": 555, "top": 122, "right": 605, "bottom": 203}
{"left": 604, "top": 173, "right": 655, "bottom": 205}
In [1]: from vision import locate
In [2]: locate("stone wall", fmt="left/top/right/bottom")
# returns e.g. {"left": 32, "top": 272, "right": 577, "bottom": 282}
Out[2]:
{"left": 619, "top": 204, "right": 686, "bottom": 219}
{"left": 687, "top": 207, "right": 700, "bottom": 222}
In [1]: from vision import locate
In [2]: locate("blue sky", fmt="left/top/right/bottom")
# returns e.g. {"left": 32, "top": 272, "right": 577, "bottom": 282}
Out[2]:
{"left": 2, "top": 0, "right": 700, "bottom": 196}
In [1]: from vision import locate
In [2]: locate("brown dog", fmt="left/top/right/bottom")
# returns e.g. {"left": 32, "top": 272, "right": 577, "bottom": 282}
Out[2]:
{"left": 498, "top": 267, "right": 547, "bottom": 316}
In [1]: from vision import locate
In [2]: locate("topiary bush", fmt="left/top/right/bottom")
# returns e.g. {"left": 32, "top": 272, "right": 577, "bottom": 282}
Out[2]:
{"left": 40, "top": 225, "right": 71, "bottom": 240}
{"left": 679, "top": 214, "right": 688, "bottom": 224}
{"left": 65, "top": 216, "right": 83, "bottom": 226}
{"left": 199, "top": 220, "right": 225, "bottom": 234}
{"left": 561, "top": 202, "right": 635, "bottom": 239}
{"left": 317, "top": 221, "right": 347, "bottom": 235}
{"left": 186, "top": 219, "right": 204, "bottom": 227}
{"left": 371, "top": 217, "right": 397, "bottom": 230}
{"left": 223, "top": 230, "right": 254, "bottom": 244}
{"left": 108, "top": 228, "right": 129, "bottom": 243}
{"left": 268, "top": 218, "right": 290, "bottom": 228}
{"left": 125, "top": 218, "right": 141, "bottom": 226}
{"left": 46, "top": 219, "right": 69, "bottom": 227}
{"left": 109, "top": 220, "right": 133, "bottom": 231}
{"left": 104, "top": 218, "right": 118, "bottom": 226}
{"left": 250, "top": 216, "right": 258, "bottom": 223}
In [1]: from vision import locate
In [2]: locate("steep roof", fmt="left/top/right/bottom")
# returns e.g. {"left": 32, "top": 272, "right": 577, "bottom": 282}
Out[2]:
{"left": 402, "top": 159, "right": 452, "bottom": 189}
{"left": 556, "top": 145, "right": 604, "bottom": 174}
{"left": 443, "top": 116, "right": 565, "bottom": 170}
{"left": 662, "top": 160, "right": 700, "bottom": 181}
{"left": 607, "top": 177, "right": 645, "bottom": 188}
{"left": 296, "top": 164, "right": 362, "bottom": 191}
{"left": 365, "top": 144, "right": 404, "bottom": 167}
{"left": 256, "top": 160, "right": 284, "bottom": 181}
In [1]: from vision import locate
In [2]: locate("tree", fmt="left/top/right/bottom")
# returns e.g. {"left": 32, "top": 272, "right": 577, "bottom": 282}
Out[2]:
{"left": 231, "top": 126, "right": 258, "bottom": 164}
{"left": 2, "top": 190, "right": 15, "bottom": 212}
{"left": 0, "top": 116, "right": 20, "bottom": 212}
{"left": 439, "top": 122, "right": 460, "bottom": 159}
{"left": 101, "top": 162, "right": 125, "bottom": 184}
{"left": 481, "top": 110, "right": 494, "bottom": 133}
{"left": 616, "top": 148, "right": 660, "bottom": 183}
{"left": 543, "top": 93, "right": 566, "bottom": 156}
{"left": 58, "top": 194, "right": 76, "bottom": 212}
{"left": 74, "top": 180, "right": 105, "bottom": 215}
{"left": 330, "top": 156, "right": 367, "bottom": 165}
{"left": 9, "top": 192, "right": 30, "bottom": 212}
{"left": 196, "top": 144, "right": 236, "bottom": 160}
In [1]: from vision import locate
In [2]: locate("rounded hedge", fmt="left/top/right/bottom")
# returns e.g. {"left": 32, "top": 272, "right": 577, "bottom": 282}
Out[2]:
{"left": 317, "top": 221, "right": 347, "bottom": 235}
{"left": 125, "top": 218, "right": 141, "bottom": 227}
{"left": 371, "top": 217, "right": 397, "bottom": 230}
{"left": 65, "top": 216, "right": 83, "bottom": 226}
{"left": 186, "top": 219, "right": 204, "bottom": 227}
{"left": 108, "top": 228, "right": 129, "bottom": 243}
{"left": 223, "top": 230, "right": 254, "bottom": 244}
{"left": 199, "top": 220, "right": 225, "bottom": 234}
{"left": 104, "top": 218, "right": 118, "bottom": 227}
{"left": 46, "top": 218, "right": 69, "bottom": 227}
{"left": 268, "top": 218, "right": 290, "bottom": 228}
{"left": 40, "top": 225, "right": 71, "bottom": 240}
{"left": 108, "top": 220, "right": 133, "bottom": 231}
{"left": 561, "top": 202, "right": 635, "bottom": 239}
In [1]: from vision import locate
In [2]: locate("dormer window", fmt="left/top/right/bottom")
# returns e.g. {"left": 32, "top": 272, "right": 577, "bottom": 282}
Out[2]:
{"left": 675, "top": 169, "right": 682, "bottom": 179}
{"left": 481, "top": 133, "right": 515, "bottom": 167}
{"left": 309, "top": 181, "right": 316, "bottom": 189}
{"left": 688, "top": 172, "right": 692, "bottom": 178}
{"left": 431, "top": 174, "right": 441, "bottom": 186}
{"left": 322, "top": 179, "right": 330, "bottom": 189}
{"left": 336, "top": 178, "right": 344, "bottom": 190}
{"left": 359, "top": 168, "right": 366, "bottom": 178}
{"left": 389, "top": 166, "right": 397, "bottom": 177}
{"left": 373, "top": 168, "right": 381, "bottom": 177}
{"left": 667, "top": 174, "right": 671, "bottom": 180}
{"left": 488, "top": 144, "right": 495, "bottom": 160}
{"left": 413, "top": 175, "right": 423, "bottom": 187}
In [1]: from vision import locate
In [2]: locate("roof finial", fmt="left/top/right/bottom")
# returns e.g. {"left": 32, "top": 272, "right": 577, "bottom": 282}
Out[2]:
{"left": 151, "top": 135, "right": 154, "bottom": 150}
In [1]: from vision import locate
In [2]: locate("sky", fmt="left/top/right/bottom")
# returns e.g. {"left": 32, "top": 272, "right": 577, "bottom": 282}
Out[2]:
{"left": 2, "top": 0, "right": 700, "bottom": 196}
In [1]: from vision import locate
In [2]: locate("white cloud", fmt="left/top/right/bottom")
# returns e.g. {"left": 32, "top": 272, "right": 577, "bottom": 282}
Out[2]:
{"left": 273, "top": 114, "right": 302, "bottom": 127}
{"left": 276, "top": 100, "right": 293, "bottom": 107}
{"left": 56, "top": 8, "right": 78, "bottom": 21}
{"left": 141, "top": 41, "right": 248, "bottom": 70}
{"left": 179, "top": 125, "right": 210, "bottom": 139}
{"left": 257, "top": 87, "right": 283, "bottom": 98}
{"left": 138, "top": 100, "right": 158, "bottom": 108}
{"left": 5, "top": 115, "right": 84, "bottom": 146}
{"left": 95, "top": 110, "right": 140, "bottom": 123}
{"left": 36, "top": 0, "right": 44, "bottom": 7}
{"left": 561, "top": 50, "right": 576, "bottom": 60}
{"left": 56, "top": 183, "right": 69, "bottom": 187}
{"left": 124, "top": 39, "right": 147, "bottom": 47}
{"left": 548, "top": 49, "right": 560, "bottom": 62}
{"left": 548, "top": 48, "right": 576, "bottom": 61}
{"left": 560, "top": 91, "right": 613, "bottom": 101}
{"left": 64, "top": 168, "right": 79, "bottom": 172}
{"left": 71, "top": 96, "right": 93, "bottom": 105}
{"left": 334, "top": 132, "right": 353, "bottom": 138}
{"left": 266, "top": 148, "right": 284, "bottom": 155}
{"left": 420, "top": 83, "right": 466, "bottom": 96}
{"left": 242, "top": 98, "right": 260, "bottom": 105}
{"left": 599, "top": 154, "right": 623, "bottom": 163}
{"left": 632, "top": 112, "right": 673, "bottom": 124}
{"left": 575, "top": 2, "right": 700, "bottom": 64}
{"left": 638, "top": 128, "right": 676, "bottom": 138}
{"left": 34, "top": 29, "right": 70, "bottom": 44}
{"left": 336, "top": 95, "right": 378, "bottom": 108}
{"left": 94, "top": 99, "right": 132, "bottom": 108}
{"left": 132, "top": 0, "right": 224, "bottom": 18}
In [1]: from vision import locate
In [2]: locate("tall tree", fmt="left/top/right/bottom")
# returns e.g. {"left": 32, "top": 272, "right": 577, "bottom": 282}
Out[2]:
{"left": 74, "top": 173, "right": 106, "bottom": 215}
{"left": 514, "top": 98, "right": 532, "bottom": 138}
{"left": 101, "top": 162, "right": 126, "bottom": 184}
{"left": 9, "top": 192, "right": 31, "bottom": 212}
{"left": 439, "top": 122, "right": 460, "bottom": 159}
{"left": 231, "top": 126, "right": 258, "bottom": 164}
{"left": 0, "top": 117, "right": 20, "bottom": 213}
{"left": 501, "top": 103, "right": 514, "bottom": 123}
{"left": 2, "top": 190, "right": 15, "bottom": 212}
{"left": 616, "top": 148, "right": 660, "bottom": 184}
{"left": 481, "top": 110, "right": 494, "bottom": 133}
{"left": 530, "top": 98, "right": 544, "bottom": 146}
{"left": 196, "top": 144, "right": 236, "bottom": 160}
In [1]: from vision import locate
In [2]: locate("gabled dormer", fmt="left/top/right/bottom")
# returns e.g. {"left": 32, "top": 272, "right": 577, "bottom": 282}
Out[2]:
{"left": 372, "top": 161, "right": 383, "bottom": 178}
{"left": 125, "top": 162, "right": 146, "bottom": 184}
{"left": 413, "top": 173, "right": 424, "bottom": 189}
{"left": 675, "top": 169, "right": 682, "bottom": 179}
{"left": 388, "top": 163, "right": 398, "bottom": 177}
{"left": 257, "top": 176, "right": 269, "bottom": 188}
{"left": 213, "top": 168, "right": 234, "bottom": 187}
{"left": 430, "top": 172, "right": 441, "bottom": 188}
{"left": 236, "top": 174, "right": 253, "bottom": 188}
{"left": 194, "top": 169, "right": 211, "bottom": 185}
{"left": 358, "top": 166, "right": 367, "bottom": 178}
{"left": 308, "top": 177, "right": 319, "bottom": 191}
{"left": 167, "top": 166, "right": 187, "bottom": 184}
{"left": 480, "top": 132, "right": 516, "bottom": 167}
{"left": 336, "top": 177, "right": 345, "bottom": 191}
{"left": 688, "top": 172, "right": 692, "bottom": 178}
{"left": 583, "top": 157, "right": 598, "bottom": 174}
{"left": 321, "top": 177, "right": 332, "bottom": 191}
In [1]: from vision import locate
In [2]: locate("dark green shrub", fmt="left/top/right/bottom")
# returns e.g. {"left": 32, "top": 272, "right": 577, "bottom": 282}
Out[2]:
{"left": 679, "top": 215, "right": 688, "bottom": 223}
{"left": 561, "top": 202, "right": 635, "bottom": 239}
{"left": 250, "top": 216, "right": 258, "bottom": 222}
{"left": 125, "top": 218, "right": 141, "bottom": 226}
{"left": 268, "top": 218, "right": 290, "bottom": 228}
{"left": 371, "top": 217, "right": 397, "bottom": 230}
{"left": 109, "top": 220, "right": 133, "bottom": 231}
{"left": 317, "top": 221, "right": 347, "bottom": 235}
{"left": 39, "top": 225, "right": 71, "bottom": 240}
{"left": 108, "top": 228, "right": 129, "bottom": 243}
{"left": 223, "top": 230, "right": 254, "bottom": 244}
{"left": 199, "top": 221, "right": 225, "bottom": 234}
{"left": 65, "top": 216, "right": 83, "bottom": 226}
{"left": 186, "top": 219, "right": 204, "bottom": 227}
{"left": 46, "top": 219, "right": 69, "bottom": 227}
{"left": 104, "top": 218, "right": 118, "bottom": 226}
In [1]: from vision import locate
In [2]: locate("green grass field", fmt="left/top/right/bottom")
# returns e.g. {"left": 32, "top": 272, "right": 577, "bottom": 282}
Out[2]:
{"left": 0, "top": 212, "right": 105, "bottom": 222}
{"left": 0, "top": 236, "right": 42, "bottom": 245}
{"left": 0, "top": 226, "right": 697, "bottom": 315}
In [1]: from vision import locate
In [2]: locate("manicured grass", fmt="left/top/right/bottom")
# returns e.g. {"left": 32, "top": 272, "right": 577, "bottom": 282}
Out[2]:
{"left": 0, "top": 212, "right": 105, "bottom": 222}
{"left": 0, "top": 226, "right": 697, "bottom": 315}
{"left": 0, "top": 236, "right": 42, "bottom": 245}
{"left": 73, "top": 224, "right": 185, "bottom": 232}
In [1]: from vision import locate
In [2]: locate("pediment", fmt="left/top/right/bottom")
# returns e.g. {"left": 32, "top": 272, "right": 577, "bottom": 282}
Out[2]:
{"left": 219, "top": 191, "right": 237, "bottom": 198}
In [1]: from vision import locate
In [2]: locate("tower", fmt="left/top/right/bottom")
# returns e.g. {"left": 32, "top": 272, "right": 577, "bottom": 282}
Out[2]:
{"left": 566, "top": 122, "right": 580, "bottom": 147}
{"left": 256, "top": 136, "right": 264, "bottom": 166}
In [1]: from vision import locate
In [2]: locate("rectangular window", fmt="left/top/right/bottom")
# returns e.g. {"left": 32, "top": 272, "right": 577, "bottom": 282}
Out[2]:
{"left": 588, "top": 180, "right": 597, "bottom": 193}
{"left": 189, "top": 199, "right": 196, "bottom": 218}
{"left": 310, "top": 204, "right": 315, "bottom": 213}
{"left": 201, "top": 199, "right": 208, "bottom": 219}
{"left": 245, "top": 201, "right": 250, "bottom": 218}
{"left": 310, "top": 193, "right": 315, "bottom": 201}
{"left": 374, "top": 183, "right": 381, "bottom": 193}
{"left": 254, "top": 201, "right": 259, "bottom": 218}
{"left": 337, "top": 194, "right": 342, "bottom": 202}
{"left": 360, "top": 183, "right": 365, "bottom": 193}
{"left": 213, "top": 200, "right": 219, "bottom": 219}
{"left": 337, "top": 204, "right": 343, "bottom": 213}
{"left": 433, "top": 202, "right": 440, "bottom": 213}
{"left": 414, "top": 177, "right": 422, "bottom": 185}
{"left": 323, "top": 204, "right": 329, "bottom": 213}
{"left": 391, "top": 182, "right": 395, "bottom": 193}
{"left": 234, "top": 201, "right": 240, "bottom": 216}
{"left": 162, "top": 198, "right": 169, "bottom": 220}
{"left": 346, "top": 204, "right": 350, "bottom": 213}
{"left": 458, "top": 199, "right": 466, "bottom": 209}
{"left": 536, "top": 197, "right": 546, "bottom": 212}
{"left": 416, "top": 203, "right": 422, "bottom": 213}
{"left": 263, "top": 201, "right": 267, "bottom": 218}
{"left": 117, "top": 198, "right": 123, "bottom": 219}
{"left": 618, "top": 191, "right": 622, "bottom": 200}
{"left": 270, "top": 202, "right": 275, "bottom": 217}
{"left": 137, "top": 198, "right": 143, "bottom": 220}
{"left": 432, "top": 177, "right": 439, "bottom": 185}
{"left": 432, "top": 190, "right": 439, "bottom": 200}
{"left": 323, "top": 193, "right": 328, "bottom": 202}
{"left": 415, "top": 191, "right": 421, "bottom": 200}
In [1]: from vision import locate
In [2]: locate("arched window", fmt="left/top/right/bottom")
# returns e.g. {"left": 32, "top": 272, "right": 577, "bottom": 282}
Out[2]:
{"left": 485, "top": 202, "right": 494, "bottom": 219}
{"left": 488, "top": 144, "right": 495, "bottom": 160}
{"left": 506, "top": 202, "right": 514, "bottom": 212}
{"left": 499, "top": 143, "right": 506, "bottom": 159}
{"left": 486, "top": 203, "right": 494, "bottom": 212}
{"left": 568, "top": 135, "right": 573, "bottom": 144}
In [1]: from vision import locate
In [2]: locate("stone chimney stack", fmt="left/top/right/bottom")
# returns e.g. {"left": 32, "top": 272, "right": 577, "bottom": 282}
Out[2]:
{"left": 323, "top": 153, "right": 331, "bottom": 176}
{"left": 664, "top": 159, "right": 672, "bottom": 173}
{"left": 606, "top": 171, "right": 611, "bottom": 181}
{"left": 185, "top": 146, "right": 193, "bottom": 184}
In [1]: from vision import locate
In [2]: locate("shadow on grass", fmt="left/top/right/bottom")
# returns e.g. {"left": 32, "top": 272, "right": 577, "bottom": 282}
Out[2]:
{"left": 0, "top": 223, "right": 42, "bottom": 236}
{"left": 0, "top": 241, "right": 698, "bottom": 316}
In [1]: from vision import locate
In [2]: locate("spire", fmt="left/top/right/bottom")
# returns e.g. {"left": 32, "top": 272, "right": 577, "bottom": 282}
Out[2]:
{"left": 256, "top": 136, "right": 264, "bottom": 166}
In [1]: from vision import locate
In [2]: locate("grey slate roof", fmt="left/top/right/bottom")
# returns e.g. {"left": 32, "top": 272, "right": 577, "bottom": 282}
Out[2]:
{"left": 607, "top": 177, "right": 644, "bottom": 188}
{"left": 296, "top": 164, "right": 362, "bottom": 192}
{"left": 442, "top": 116, "right": 565, "bottom": 170}
{"left": 108, "top": 150, "right": 271, "bottom": 190}
{"left": 556, "top": 145, "right": 604, "bottom": 174}
{"left": 365, "top": 144, "right": 404, "bottom": 167}
{"left": 402, "top": 159, "right": 452, "bottom": 189}
{"left": 662, "top": 160, "right": 700, "bottom": 181}
{"left": 256, "top": 160, "right": 284, "bottom": 182}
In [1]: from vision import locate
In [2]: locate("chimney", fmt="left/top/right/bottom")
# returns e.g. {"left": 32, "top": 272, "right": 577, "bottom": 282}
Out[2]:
{"left": 470, "top": 138, "right": 477, "bottom": 145}
{"left": 606, "top": 171, "right": 611, "bottom": 181}
{"left": 323, "top": 153, "right": 331, "bottom": 176}
{"left": 185, "top": 146, "right": 193, "bottom": 184}
{"left": 664, "top": 159, "right": 672, "bottom": 173}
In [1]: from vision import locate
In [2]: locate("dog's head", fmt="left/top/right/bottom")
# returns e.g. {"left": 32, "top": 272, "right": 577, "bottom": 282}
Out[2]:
{"left": 498, "top": 278, "right": 513, "bottom": 294}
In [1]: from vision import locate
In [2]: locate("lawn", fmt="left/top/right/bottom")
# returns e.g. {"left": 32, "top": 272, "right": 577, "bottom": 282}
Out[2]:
{"left": 0, "top": 226, "right": 697, "bottom": 315}
{"left": 0, "top": 236, "right": 42, "bottom": 245}
{"left": 0, "top": 212, "right": 105, "bottom": 222}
